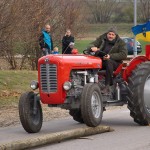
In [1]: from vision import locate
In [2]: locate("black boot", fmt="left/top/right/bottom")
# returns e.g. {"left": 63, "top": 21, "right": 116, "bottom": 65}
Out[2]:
{"left": 101, "top": 85, "right": 110, "bottom": 94}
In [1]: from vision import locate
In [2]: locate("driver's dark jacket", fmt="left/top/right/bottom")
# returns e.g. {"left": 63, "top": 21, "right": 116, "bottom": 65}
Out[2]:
{"left": 91, "top": 33, "right": 127, "bottom": 63}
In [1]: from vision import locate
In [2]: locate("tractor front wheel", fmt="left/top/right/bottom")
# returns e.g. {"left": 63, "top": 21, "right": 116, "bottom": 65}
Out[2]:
{"left": 81, "top": 83, "right": 103, "bottom": 127}
{"left": 19, "top": 91, "right": 43, "bottom": 133}
{"left": 127, "top": 62, "right": 150, "bottom": 125}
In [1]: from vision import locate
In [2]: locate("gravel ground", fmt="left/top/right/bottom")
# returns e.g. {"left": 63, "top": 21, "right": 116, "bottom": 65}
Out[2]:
{"left": 0, "top": 104, "right": 70, "bottom": 128}
{"left": 0, "top": 104, "right": 127, "bottom": 128}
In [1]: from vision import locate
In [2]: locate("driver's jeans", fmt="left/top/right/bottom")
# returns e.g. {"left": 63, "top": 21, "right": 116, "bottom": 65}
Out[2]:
{"left": 102, "top": 59, "right": 121, "bottom": 86}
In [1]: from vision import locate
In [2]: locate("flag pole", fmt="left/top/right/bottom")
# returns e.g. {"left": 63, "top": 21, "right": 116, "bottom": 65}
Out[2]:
{"left": 134, "top": 0, "right": 137, "bottom": 56}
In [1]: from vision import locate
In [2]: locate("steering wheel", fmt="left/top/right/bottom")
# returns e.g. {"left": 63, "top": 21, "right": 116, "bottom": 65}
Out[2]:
{"left": 83, "top": 49, "right": 95, "bottom": 56}
{"left": 83, "top": 49, "right": 107, "bottom": 58}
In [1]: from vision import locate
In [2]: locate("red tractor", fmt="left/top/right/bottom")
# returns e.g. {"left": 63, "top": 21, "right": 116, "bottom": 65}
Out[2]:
{"left": 19, "top": 45, "right": 150, "bottom": 133}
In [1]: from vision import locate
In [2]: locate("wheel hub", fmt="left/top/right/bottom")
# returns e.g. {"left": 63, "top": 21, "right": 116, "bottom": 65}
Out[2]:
{"left": 91, "top": 91, "right": 101, "bottom": 118}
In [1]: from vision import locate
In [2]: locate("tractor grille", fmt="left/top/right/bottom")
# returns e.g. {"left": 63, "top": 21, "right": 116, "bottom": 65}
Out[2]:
{"left": 40, "top": 64, "right": 57, "bottom": 93}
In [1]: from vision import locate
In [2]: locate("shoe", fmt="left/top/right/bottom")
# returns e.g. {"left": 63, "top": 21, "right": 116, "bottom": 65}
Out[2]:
{"left": 101, "top": 86, "right": 110, "bottom": 94}
{"left": 103, "top": 107, "right": 106, "bottom": 111}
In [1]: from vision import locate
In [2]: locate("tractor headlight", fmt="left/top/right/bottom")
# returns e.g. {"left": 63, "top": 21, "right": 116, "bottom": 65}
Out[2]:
{"left": 63, "top": 81, "right": 72, "bottom": 91}
{"left": 30, "top": 80, "right": 39, "bottom": 90}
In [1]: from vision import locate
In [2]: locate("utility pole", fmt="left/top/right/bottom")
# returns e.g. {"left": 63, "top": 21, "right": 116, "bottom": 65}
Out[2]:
{"left": 134, "top": 0, "right": 137, "bottom": 56}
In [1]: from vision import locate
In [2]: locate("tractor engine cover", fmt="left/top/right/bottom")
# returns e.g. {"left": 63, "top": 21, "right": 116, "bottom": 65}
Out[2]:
{"left": 38, "top": 54, "right": 102, "bottom": 104}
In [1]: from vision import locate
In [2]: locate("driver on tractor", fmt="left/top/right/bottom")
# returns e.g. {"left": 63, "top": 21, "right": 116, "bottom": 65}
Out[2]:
{"left": 88, "top": 27, "right": 128, "bottom": 93}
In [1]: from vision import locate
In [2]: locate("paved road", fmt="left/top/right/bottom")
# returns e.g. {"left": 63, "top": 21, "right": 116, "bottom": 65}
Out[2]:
{"left": 33, "top": 106, "right": 150, "bottom": 150}
{"left": 0, "top": 106, "right": 150, "bottom": 150}
{"left": 0, "top": 117, "right": 85, "bottom": 144}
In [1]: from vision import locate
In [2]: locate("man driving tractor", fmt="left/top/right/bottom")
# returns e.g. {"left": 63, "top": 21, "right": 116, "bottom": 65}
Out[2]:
{"left": 89, "top": 27, "right": 128, "bottom": 93}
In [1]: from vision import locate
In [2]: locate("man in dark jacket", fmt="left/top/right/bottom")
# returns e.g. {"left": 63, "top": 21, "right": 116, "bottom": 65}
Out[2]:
{"left": 39, "top": 24, "right": 53, "bottom": 55}
{"left": 90, "top": 28, "right": 127, "bottom": 93}
{"left": 62, "top": 29, "right": 74, "bottom": 54}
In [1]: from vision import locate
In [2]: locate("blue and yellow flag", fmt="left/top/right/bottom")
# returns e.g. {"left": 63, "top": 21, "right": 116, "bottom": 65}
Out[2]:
{"left": 132, "top": 21, "right": 150, "bottom": 42}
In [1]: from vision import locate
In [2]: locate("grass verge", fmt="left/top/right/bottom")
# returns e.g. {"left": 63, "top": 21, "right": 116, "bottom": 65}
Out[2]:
{"left": 0, "top": 70, "right": 37, "bottom": 107}
{"left": 80, "top": 23, "right": 134, "bottom": 38}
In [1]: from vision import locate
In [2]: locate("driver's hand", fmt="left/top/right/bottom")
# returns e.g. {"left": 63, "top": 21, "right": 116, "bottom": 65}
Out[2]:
{"left": 103, "top": 54, "right": 110, "bottom": 60}
{"left": 91, "top": 47, "right": 98, "bottom": 52}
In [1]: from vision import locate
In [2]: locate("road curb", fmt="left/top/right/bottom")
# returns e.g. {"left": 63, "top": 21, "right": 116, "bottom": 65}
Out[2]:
{"left": 0, "top": 126, "right": 113, "bottom": 150}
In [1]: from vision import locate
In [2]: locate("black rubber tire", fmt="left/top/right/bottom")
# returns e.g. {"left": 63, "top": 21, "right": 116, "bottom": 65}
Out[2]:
{"left": 81, "top": 83, "right": 103, "bottom": 127}
{"left": 69, "top": 109, "right": 84, "bottom": 123}
{"left": 127, "top": 61, "right": 150, "bottom": 125}
{"left": 19, "top": 91, "right": 43, "bottom": 133}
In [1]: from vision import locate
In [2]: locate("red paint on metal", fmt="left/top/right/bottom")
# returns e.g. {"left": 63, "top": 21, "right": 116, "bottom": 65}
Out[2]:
{"left": 122, "top": 56, "right": 148, "bottom": 81}
{"left": 38, "top": 54, "right": 102, "bottom": 104}
{"left": 146, "top": 45, "right": 150, "bottom": 60}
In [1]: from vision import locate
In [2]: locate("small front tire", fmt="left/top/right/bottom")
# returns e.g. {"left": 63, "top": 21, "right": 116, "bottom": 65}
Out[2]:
{"left": 19, "top": 91, "right": 43, "bottom": 133}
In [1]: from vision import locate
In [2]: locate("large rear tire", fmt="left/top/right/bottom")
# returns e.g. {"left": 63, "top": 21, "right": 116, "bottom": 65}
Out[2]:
{"left": 127, "top": 62, "right": 150, "bottom": 125}
{"left": 19, "top": 91, "right": 43, "bottom": 133}
{"left": 81, "top": 83, "right": 103, "bottom": 127}
{"left": 69, "top": 109, "right": 84, "bottom": 123}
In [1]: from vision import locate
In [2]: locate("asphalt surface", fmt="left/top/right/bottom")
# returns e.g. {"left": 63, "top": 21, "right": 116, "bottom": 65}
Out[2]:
{"left": 0, "top": 117, "right": 85, "bottom": 144}
{"left": 33, "top": 106, "right": 150, "bottom": 150}
{"left": 0, "top": 106, "right": 150, "bottom": 150}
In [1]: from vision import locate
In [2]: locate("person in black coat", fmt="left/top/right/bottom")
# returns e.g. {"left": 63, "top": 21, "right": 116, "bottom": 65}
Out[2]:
{"left": 62, "top": 29, "right": 74, "bottom": 54}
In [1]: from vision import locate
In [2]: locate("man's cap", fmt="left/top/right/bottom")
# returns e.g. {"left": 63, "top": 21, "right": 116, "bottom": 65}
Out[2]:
{"left": 107, "top": 27, "right": 117, "bottom": 35}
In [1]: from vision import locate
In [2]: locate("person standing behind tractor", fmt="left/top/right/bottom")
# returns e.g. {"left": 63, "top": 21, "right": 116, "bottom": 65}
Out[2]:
{"left": 89, "top": 27, "right": 127, "bottom": 93}
{"left": 39, "top": 24, "right": 53, "bottom": 56}
{"left": 62, "top": 29, "right": 74, "bottom": 54}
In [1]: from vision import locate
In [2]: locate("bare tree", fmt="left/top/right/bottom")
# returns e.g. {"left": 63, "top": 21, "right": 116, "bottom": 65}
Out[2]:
{"left": 112, "top": 0, "right": 134, "bottom": 23}
{"left": 0, "top": 0, "right": 11, "bottom": 43}
{"left": 84, "top": 0, "right": 120, "bottom": 23}
{"left": 0, "top": 0, "right": 85, "bottom": 70}
{"left": 138, "top": 0, "right": 150, "bottom": 22}
{"left": 24, "top": 0, "right": 85, "bottom": 70}
{"left": 0, "top": 0, "right": 24, "bottom": 69}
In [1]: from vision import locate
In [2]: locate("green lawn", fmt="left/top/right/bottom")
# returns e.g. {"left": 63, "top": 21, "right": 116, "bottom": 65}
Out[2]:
{"left": 75, "top": 39, "right": 93, "bottom": 53}
{"left": 0, "top": 70, "right": 37, "bottom": 92}
{"left": 0, "top": 70, "right": 37, "bottom": 106}
{"left": 82, "top": 23, "right": 134, "bottom": 38}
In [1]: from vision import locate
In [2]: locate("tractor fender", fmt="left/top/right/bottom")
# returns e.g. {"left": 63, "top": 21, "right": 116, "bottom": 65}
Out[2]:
{"left": 122, "top": 55, "right": 149, "bottom": 81}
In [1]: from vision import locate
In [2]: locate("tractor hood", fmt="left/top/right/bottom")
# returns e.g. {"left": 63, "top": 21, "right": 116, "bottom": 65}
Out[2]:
{"left": 38, "top": 54, "right": 102, "bottom": 69}
{"left": 38, "top": 54, "right": 102, "bottom": 105}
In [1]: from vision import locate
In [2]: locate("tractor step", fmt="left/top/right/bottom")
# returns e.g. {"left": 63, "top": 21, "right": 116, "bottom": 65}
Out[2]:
{"left": 105, "top": 100, "right": 125, "bottom": 106}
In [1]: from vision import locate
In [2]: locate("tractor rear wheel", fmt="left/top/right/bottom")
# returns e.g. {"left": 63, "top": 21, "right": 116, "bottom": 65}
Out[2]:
{"left": 127, "top": 62, "right": 150, "bottom": 125}
{"left": 19, "top": 91, "right": 43, "bottom": 133}
{"left": 69, "top": 109, "right": 84, "bottom": 123}
{"left": 81, "top": 83, "right": 103, "bottom": 127}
